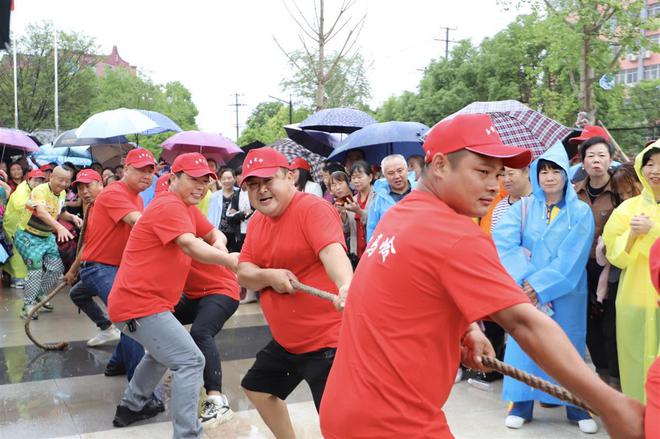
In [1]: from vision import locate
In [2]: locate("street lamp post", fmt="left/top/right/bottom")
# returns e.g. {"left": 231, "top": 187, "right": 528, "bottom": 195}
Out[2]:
{"left": 269, "top": 95, "right": 292, "bottom": 124}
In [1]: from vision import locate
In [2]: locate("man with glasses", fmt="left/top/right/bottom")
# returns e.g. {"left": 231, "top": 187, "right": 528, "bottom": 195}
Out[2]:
{"left": 237, "top": 147, "right": 353, "bottom": 439}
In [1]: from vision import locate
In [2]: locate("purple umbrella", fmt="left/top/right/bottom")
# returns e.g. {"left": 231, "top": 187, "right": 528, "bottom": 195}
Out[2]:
{"left": 160, "top": 130, "right": 242, "bottom": 165}
{"left": 0, "top": 128, "right": 40, "bottom": 158}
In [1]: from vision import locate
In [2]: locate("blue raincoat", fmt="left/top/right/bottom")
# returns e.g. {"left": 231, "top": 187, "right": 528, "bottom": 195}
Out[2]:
{"left": 492, "top": 142, "right": 595, "bottom": 404}
{"left": 366, "top": 172, "right": 417, "bottom": 241}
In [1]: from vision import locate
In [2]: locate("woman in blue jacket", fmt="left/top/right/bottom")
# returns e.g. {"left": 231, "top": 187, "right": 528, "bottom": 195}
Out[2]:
{"left": 492, "top": 142, "right": 596, "bottom": 433}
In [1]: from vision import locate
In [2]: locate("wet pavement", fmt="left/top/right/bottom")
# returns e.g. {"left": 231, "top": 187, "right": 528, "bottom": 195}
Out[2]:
{"left": 0, "top": 284, "right": 610, "bottom": 438}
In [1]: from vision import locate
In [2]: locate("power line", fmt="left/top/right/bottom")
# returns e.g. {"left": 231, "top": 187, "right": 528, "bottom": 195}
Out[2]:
{"left": 434, "top": 26, "right": 457, "bottom": 60}
{"left": 228, "top": 93, "right": 245, "bottom": 142}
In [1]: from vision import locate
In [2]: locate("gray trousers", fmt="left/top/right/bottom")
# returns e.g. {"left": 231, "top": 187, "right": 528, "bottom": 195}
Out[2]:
{"left": 116, "top": 311, "right": 205, "bottom": 439}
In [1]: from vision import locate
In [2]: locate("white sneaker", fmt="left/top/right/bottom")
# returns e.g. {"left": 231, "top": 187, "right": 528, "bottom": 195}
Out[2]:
{"left": 577, "top": 419, "right": 598, "bottom": 434}
{"left": 505, "top": 415, "right": 527, "bottom": 429}
{"left": 200, "top": 395, "right": 233, "bottom": 428}
{"left": 87, "top": 325, "right": 121, "bottom": 347}
{"left": 454, "top": 368, "right": 463, "bottom": 384}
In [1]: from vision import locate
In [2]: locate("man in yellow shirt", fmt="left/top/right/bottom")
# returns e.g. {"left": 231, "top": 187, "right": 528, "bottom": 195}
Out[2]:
{"left": 14, "top": 166, "right": 82, "bottom": 319}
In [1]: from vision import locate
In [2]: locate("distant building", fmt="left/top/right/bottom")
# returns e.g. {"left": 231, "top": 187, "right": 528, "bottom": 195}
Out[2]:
{"left": 77, "top": 45, "right": 137, "bottom": 77}
{"left": 616, "top": 0, "right": 659, "bottom": 85}
{"left": 93, "top": 45, "right": 137, "bottom": 77}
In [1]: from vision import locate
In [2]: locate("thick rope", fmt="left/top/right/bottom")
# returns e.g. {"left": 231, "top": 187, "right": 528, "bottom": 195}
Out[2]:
{"left": 24, "top": 282, "right": 69, "bottom": 350}
{"left": 25, "top": 211, "right": 89, "bottom": 351}
{"left": 292, "top": 280, "right": 597, "bottom": 415}
{"left": 480, "top": 356, "right": 596, "bottom": 415}
{"left": 290, "top": 279, "right": 341, "bottom": 305}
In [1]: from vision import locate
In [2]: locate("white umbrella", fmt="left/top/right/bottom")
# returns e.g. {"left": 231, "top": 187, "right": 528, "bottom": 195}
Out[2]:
{"left": 76, "top": 108, "right": 181, "bottom": 139}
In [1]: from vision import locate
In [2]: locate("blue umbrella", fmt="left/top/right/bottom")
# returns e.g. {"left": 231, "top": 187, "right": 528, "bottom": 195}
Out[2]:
{"left": 52, "top": 129, "right": 128, "bottom": 148}
{"left": 328, "top": 121, "right": 429, "bottom": 165}
{"left": 75, "top": 108, "right": 182, "bottom": 138}
{"left": 137, "top": 109, "right": 183, "bottom": 135}
{"left": 32, "top": 143, "right": 92, "bottom": 167}
{"left": 299, "top": 108, "right": 376, "bottom": 134}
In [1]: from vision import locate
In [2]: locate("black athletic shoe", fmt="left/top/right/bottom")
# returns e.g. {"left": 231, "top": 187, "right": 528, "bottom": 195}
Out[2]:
{"left": 112, "top": 397, "right": 165, "bottom": 427}
{"left": 104, "top": 362, "right": 126, "bottom": 377}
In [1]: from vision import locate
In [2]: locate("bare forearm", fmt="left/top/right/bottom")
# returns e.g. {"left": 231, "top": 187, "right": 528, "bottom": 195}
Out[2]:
{"left": 319, "top": 243, "right": 353, "bottom": 289}
{"left": 493, "top": 304, "right": 619, "bottom": 415}
{"left": 237, "top": 263, "right": 274, "bottom": 291}
{"left": 36, "top": 207, "right": 63, "bottom": 231}
{"left": 60, "top": 211, "right": 76, "bottom": 223}
{"left": 182, "top": 238, "right": 233, "bottom": 267}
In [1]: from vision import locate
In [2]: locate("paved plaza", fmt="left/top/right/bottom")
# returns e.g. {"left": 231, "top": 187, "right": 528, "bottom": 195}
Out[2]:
{"left": 0, "top": 285, "right": 610, "bottom": 438}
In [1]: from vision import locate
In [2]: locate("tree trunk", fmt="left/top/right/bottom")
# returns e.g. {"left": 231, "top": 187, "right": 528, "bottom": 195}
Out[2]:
{"left": 316, "top": 0, "right": 326, "bottom": 110}
{"left": 578, "top": 35, "right": 596, "bottom": 123}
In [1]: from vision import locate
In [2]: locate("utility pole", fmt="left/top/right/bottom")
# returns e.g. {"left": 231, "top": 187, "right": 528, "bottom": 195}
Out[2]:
{"left": 269, "top": 95, "right": 293, "bottom": 124}
{"left": 434, "top": 26, "right": 457, "bottom": 59}
{"left": 229, "top": 93, "right": 245, "bottom": 142}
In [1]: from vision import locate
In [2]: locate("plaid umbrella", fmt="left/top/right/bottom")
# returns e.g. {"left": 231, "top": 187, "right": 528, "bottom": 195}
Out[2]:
{"left": 268, "top": 138, "right": 326, "bottom": 184}
{"left": 443, "top": 100, "right": 572, "bottom": 160}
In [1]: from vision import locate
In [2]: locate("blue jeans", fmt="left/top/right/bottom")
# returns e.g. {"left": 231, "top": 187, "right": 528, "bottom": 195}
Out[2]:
{"left": 80, "top": 263, "right": 144, "bottom": 380}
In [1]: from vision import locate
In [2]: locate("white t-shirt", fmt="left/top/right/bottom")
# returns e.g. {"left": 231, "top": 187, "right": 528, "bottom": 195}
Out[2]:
{"left": 304, "top": 180, "right": 323, "bottom": 197}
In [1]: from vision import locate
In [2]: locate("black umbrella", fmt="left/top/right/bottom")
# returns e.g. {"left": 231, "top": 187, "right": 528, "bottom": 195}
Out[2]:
{"left": 283, "top": 124, "right": 344, "bottom": 157}
{"left": 298, "top": 108, "right": 376, "bottom": 134}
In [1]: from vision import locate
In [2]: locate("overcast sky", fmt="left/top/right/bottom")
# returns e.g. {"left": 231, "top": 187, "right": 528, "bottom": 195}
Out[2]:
{"left": 11, "top": 0, "right": 529, "bottom": 140}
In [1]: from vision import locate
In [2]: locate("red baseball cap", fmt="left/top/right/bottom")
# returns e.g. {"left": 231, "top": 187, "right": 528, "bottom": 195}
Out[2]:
{"left": 73, "top": 169, "right": 102, "bottom": 186}
{"left": 423, "top": 114, "right": 532, "bottom": 169}
{"left": 171, "top": 153, "right": 217, "bottom": 179}
{"left": 125, "top": 148, "right": 156, "bottom": 169}
{"left": 155, "top": 173, "right": 171, "bottom": 193}
{"left": 243, "top": 147, "right": 290, "bottom": 180}
{"left": 28, "top": 169, "right": 46, "bottom": 179}
{"left": 39, "top": 164, "right": 54, "bottom": 172}
{"left": 289, "top": 157, "right": 311, "bottom": 171}
{"left": 568, "top": 125, "right": 610, "bottom": 145}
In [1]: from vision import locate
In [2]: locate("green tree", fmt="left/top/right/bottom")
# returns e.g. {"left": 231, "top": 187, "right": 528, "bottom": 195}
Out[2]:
{"left": 239, "top": 102, "right": 312, "bottom": 145}
{"left": 376, "top": 10, "right": 658, "bottom": 154}
{"left": 502, "top": 0, "right": 658, "bottom": 121}
{"left": 281, "top": 50, "right": 371, "bottom": 109}
{"left": 90, "top": 69, "right": 199, "bottom": 155}
{"left": 596, "top": 79, "right": 660, "bottom": 155}
{"left": 275, "top": 0, "right": 367, "bottom": 110}
{"left": 0, "top": 21, "right": 98, "bottom": 131}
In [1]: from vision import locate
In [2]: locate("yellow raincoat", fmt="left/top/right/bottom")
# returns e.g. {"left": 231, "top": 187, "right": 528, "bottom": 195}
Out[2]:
{"left": 602, "top": 142, "right": 660, "bottom": 402}
{"left": 2, "top": 181, "right": 31, "bottom": 279}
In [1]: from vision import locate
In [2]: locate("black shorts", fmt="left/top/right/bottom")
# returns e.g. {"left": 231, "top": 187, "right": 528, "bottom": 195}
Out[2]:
{"left": 241, "top": 339, "right": 336, "bottom": 411}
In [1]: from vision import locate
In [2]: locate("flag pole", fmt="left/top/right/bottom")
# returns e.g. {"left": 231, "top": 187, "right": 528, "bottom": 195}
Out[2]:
{"left": 53, "top": 27, "right": 59, "bottom": 136}
{"left": 12, "top": 30, "right": 18, "bottom": 128}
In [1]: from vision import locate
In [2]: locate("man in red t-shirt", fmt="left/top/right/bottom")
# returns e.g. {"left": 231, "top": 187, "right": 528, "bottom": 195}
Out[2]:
{"left": 107, "top": 153, "right": 238, "bottom": 438}
{"left": 64, "top": 169, "right": 123, "bottom": 347}
{"left": 319, "top": 114, "right": 645, "bottom": 439}
{"left": 647, "top": 239, "right": 660, "bottom": 438}
{"left": 77, "top": 148, "right": 155, "bottom": 379}
{"left": 156, "top": 173, "right": 240, "bottom": 428}
{"left": 237, "top": 147, "right": 353, "bottom": 439}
